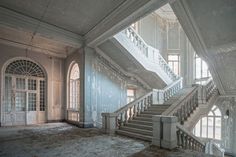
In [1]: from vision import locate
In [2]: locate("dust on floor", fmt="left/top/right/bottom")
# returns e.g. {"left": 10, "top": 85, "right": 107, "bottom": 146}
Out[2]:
{"left": 0, "top": 123, "right": 147, "bottom": 157}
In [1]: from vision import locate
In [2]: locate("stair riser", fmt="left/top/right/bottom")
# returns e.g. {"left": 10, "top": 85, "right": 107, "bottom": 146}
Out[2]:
{"left": 129, "top": 121, "right": 152, "bottom": 126}
{"left": 125, "top": 124, "right": 152, "bottom": 131}
{"left": 116, "top": 130, "right": 152, "bottom": 142}
{"left": 121, "top": 127, "right": 152, "bottom": 136}
{"left": 133, "top": 117, "right": 152, "bottom": 122}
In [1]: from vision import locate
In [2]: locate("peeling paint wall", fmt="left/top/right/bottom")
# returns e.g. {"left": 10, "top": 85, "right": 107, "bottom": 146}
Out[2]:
{"left": 0, "top": 43, "right": 65, "bottom": 124}
{"left": 137, "top": 13, "right": 195, "bottom": 87}
{"left": 83, "top": 47, "right": 147, "bottom": 127}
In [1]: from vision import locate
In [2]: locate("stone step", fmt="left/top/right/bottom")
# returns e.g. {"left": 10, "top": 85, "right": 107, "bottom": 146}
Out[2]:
{"left": 128, "top": 120, "right": 152, "bottom": 126}
{"left": 138, "top": 113, "right": 162, "bottom": 118}
{"left": 145, "top": 108, "right": 166, "bottom": 112}
{"left": 133, "top": 116, "right": 152, "bottom": 122}
{"left": 125, "top": 123, "right": 152, "bottom": 131}
{"left": 141, "top": 111, "right": 162, "bottom": 115}
{"left": 116, "top": 129, "right": 152, "bottom": 142}
{"left": 149, "top": 105, "right": 171, "bottom": 109}
{"left": 120, "top": 126, "right": 152, "bottom": 136}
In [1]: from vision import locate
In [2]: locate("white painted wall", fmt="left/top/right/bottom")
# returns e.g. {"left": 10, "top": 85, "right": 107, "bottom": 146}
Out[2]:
{"left": 0, "top": 43, "right": 65, "bottom": 124}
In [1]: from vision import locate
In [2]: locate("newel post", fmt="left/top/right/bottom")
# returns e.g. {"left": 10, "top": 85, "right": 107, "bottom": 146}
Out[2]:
{"left": 161, "top": 116, "right": 178, "bottom": 149}
{"left": 102, "top": 113, "right": 117, "bottom": 134}
{"left": 152, "top": 115, "right": 178, "bottom": 149}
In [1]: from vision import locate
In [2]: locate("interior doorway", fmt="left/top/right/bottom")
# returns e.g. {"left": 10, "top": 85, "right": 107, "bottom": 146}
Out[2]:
{"left": 2, "top": 59, "right": 46, "bottom": 126}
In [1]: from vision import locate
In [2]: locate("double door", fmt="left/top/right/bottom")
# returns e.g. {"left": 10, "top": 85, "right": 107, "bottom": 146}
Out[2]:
{"left": 2, "top": 76, "right": 46, "bottom": 126}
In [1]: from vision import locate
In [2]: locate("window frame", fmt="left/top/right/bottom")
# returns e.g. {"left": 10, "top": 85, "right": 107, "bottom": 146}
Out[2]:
{"left": 194, "top": 53, "right": 211, "bottom": 84}
{"left": 193, "top": 105, "right": 222, "bottom": 140}
{"left": 167, "top": 54, "right": 180, "bottom": 76}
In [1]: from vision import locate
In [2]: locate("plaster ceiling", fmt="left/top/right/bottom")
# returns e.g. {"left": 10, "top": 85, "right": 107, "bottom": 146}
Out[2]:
{"left": 171, "top": 0, "right": 236, "bottom": 95}
{"left": 0, "top": 0, "right": 126, "bottom": 35}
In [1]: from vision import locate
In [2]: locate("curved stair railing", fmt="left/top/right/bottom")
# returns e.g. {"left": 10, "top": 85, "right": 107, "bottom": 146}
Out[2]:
{"left": 123, "top": 27, "right": 178, "bottom": 81}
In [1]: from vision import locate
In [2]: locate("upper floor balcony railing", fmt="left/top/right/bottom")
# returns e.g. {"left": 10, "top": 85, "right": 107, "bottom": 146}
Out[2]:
{"left": 123, "top": 27, "right": 178, "bottom": 81}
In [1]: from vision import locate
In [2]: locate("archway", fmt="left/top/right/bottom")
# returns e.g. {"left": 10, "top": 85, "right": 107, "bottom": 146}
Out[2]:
{"left": 2, "top": 58, "right": 47, "bottom": 126}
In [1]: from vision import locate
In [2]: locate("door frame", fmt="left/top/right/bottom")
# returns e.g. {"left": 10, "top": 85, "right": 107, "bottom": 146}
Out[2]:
{"left": 1, "top": 57, "right": 47, "bottom": 126}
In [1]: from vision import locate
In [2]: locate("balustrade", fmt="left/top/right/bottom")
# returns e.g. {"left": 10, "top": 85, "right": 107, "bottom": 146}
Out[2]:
{"left": 176, "top": 124, "right": 205, "bottom": 152}
{"left": 153, "top": 78, "right": 182, "bottom": 104}
{"left": 115, "top": 92, "right": 153, "bottom": 128}
{"left": 123, "top": 27, "right": 179, "bottom": 81}
{"left": 163, "top": 86, "right": 199, "bottom": 124}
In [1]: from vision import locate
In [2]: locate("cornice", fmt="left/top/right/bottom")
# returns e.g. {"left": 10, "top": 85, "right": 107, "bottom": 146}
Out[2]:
{"left": 0, "top": 6, "right": 83, "bottom": 48}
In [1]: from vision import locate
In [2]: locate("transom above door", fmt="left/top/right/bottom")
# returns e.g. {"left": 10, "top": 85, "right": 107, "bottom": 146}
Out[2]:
{"left": 2, "top": 59, "right": 46, "bottom": 126}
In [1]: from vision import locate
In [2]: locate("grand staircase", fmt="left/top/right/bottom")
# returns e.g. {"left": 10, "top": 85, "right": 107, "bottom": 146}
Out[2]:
{"left": 116, "top": 87, "right": 194, "bottom": 141}
{"left": 100, "top": 26, "right": 223, "bottom": 156}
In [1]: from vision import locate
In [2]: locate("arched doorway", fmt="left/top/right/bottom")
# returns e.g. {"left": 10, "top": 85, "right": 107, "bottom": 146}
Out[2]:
{"left": 2, "top": 59, "right": 46, "bottom": 126}
{"left": 67, "top": 62, "right": 80, "bottom": 122}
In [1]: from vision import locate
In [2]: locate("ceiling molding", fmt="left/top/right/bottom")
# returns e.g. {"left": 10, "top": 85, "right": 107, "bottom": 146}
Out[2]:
{"left": 0, "top": 6, "right": 83, "bottom": 49}
{"left": 0, "top": 38, "right": 67, "bottom": 58}
{"left": 170, "top": 0, "right": 225, "bottom": 95}
{"left": 85, "top": 0, "right": 172, "bottom": 48}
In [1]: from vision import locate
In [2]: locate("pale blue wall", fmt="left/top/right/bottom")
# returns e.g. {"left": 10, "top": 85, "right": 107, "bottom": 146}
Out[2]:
{"left": 83, "top": 47, "right": 146, "bottom": 127}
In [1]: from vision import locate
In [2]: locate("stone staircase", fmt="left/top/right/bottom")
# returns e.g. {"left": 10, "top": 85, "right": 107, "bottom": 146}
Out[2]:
{"left": 116, "top": 87, "right": 194, "bottom": 141}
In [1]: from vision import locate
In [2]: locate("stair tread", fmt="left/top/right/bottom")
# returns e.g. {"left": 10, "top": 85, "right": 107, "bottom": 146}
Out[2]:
{"left": 121, "top": 126, "right": 152, "bottom": 132}
{"left": 129, "top": 120, "right": 152, "bottom": 125}
{"left": 125, "top": 123, "right": 152, "bottom": 129}
{"left": 116, "top": 129, "right": 152, "bottom": 141}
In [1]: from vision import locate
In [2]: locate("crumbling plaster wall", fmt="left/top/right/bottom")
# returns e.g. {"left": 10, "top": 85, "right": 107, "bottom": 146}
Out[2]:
{"left": 83, "top": 47, "right": 147, "bottom": 127}
{"left": 0, "top": 43, "right": 65, "bottom": 123}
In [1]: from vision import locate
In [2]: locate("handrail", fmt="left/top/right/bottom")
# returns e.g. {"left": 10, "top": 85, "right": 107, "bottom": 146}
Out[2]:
{"left": 123, "top": 26, "right": 179, "bottom": 81}
{"left": 153, "top": 78, "right": 183, "bottom": 104}
{"left": 114, "top": 91, "right": 152, "bottom": 114}
{"left": 162, "top": 86, "right": 199, "bottom": 124}
{"left": 115, "top": 91, "right": 153, "bottom": 128}
{"left": 197, "top": 78, "right": 216, "bottom": 104}
{"left": 176, "top": 124, "right": 205, "bottom": 152}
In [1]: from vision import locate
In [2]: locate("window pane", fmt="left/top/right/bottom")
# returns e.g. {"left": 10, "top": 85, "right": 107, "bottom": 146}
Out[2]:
{"left": 207, "top": 117, "right": 214, "bottom": 138}
{"left": 201, "top": 117, "right": 207, "bottom": 138}
{"left": 40, "top": 80, "right": 46, "bottom": 111}
{"left": 196, "top": 58, "right": 201, "bottom": 79}
{"left": 15, "top": 92, "right": 26, "bottom": 111}
{"left": 5, "top": 76, "right": 12, "bottom": 112}
{"left": 28, "top": 79, "right": 37, "bottom": 90}
{"left": 215, "top": 117, "right": 221, "bottom": 140}
{"left": 214, "top": 109, "right": 221, "bottom": 116}
{"left": 16, "top": 78, "right": 25, "bottom": 90}
{"left": 127, "top": 89, "right": 135, "bottom": 96}
{"left": 202, "top": 61, "right": 208, "bottom": 78}
{"left": 208, "top": 111, "right": 214, "bottom": 116}
{"left": 28, "top": 93, "right": 36, "bottom": 111}
{"left": 168, "top": 55, "right": 178, "bottom": 60}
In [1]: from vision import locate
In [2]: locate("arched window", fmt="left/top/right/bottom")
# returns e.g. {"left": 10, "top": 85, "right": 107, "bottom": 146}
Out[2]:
{"left": 69, "top": 63, "right": 80, "bottom": 110}
{"left": 193, "top": 105, "right": 222, "bottom": 140}
{"left": 2, "top": 59, "right": 46, "bottom": 126}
